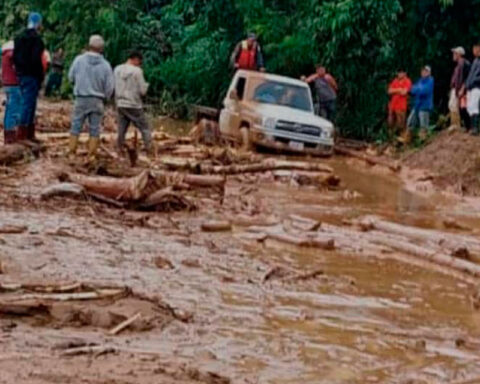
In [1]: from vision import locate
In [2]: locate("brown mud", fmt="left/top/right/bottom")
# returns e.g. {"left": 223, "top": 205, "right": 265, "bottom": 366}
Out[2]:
{"left": 1, "top": 101, "right": 480, "bottom": 383}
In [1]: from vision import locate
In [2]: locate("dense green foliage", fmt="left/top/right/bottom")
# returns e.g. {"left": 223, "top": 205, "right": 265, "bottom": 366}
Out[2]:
{"left": 0, "top": 0, "right": 478, "bottom": 139}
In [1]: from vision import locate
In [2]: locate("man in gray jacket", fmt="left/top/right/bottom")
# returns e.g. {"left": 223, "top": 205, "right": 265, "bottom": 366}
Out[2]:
{"left": 68, "top": 35, "right": 114, "bottom": 162}
{"left": 114, "top": 50, "right": 152, "bottom": 155}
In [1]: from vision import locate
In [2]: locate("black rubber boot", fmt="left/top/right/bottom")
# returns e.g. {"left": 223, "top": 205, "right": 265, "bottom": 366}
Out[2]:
{"left": 472, "top": 115, "right": 480, "bottom": 136}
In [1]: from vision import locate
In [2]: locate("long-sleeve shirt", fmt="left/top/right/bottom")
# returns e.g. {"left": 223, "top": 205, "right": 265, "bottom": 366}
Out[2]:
{"left": 465, "top": 58, "right": 480, "bottom": 91}
{"left": 114, "top": 63, "right": 149, "bottom": 109}
{"left": 68, "top": 52, "right": 114, "bottom": 100}
{"left": 411, "top": 76, "right": 434, "bottom": 111}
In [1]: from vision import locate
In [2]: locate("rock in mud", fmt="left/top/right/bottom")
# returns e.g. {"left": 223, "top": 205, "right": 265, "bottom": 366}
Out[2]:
{"left": 153, "top": 256, "right": 174, "bottom": 270}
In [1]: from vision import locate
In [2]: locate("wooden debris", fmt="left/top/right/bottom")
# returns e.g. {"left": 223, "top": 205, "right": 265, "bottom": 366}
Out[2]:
{"left": 140, "top": 188, "right": 196, "bottom": 212}
{"left": 443, "top": 219, "right": 471, "bottom": 231}
{"left": 201, "top": 221, "right": 232, "bottom": 232}
{"left": 62, "top": 346, "right": 116, "bottom": 357}
{"left": 109, "top": 312, "right": 142, "bottom": 336}
{"left": 64, "top": 171, "right": 150, "bottom": 201}
{"left": 0, "top": 225, "right": 28, "bottom": 234}
{"left": 335, "top": 145, "right": 401, "bottom": 172}
{"left": 40, "top": 183, "right": 85, "bottom": 200}
{"left": 162, "top": 158, "right": 333, "bottom": 175}
{"left": 0, "top": 288, "right": 127, "bottom": 303}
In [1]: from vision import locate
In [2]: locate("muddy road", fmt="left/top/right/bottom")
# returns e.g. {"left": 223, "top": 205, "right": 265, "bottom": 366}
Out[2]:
{"left": 1, "top": 104, "right": 480, "bottom": 384}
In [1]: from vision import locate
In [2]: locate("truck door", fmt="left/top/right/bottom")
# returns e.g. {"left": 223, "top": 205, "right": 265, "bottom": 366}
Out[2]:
{"left": 219, "top": 75, "right": 246, "bottom": 141}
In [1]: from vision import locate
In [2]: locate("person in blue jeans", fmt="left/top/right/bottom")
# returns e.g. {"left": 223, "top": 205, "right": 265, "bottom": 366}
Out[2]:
{"left": 1, "top": 40, "right": 22, "bottom": 144}
{"left": 13, "top": 12, "right": 45, "bottom": 142}
{"left": 402, "top": 65, "right": 434, "bottom": 143}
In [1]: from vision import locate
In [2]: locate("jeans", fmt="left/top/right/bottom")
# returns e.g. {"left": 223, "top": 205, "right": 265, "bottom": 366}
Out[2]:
{"left": 4, "top": 86, "right": 23, "bottom": 131}
{"left": 117, "top": 107, "right": 152, "bottom": 150}
{"left": 407, "top": 110, "right": 430, "bottom": 131}
{"left": 70, "top": 97, "right": 105, "bottom": 138}
{"left": 45, "top": 72, "right": 63, "bottom": 97}
{"left": 316, "top": 100, "right": 336, "bottom": 122}
{"left": 19, "top": 76, "right": 41, "bottom": 127}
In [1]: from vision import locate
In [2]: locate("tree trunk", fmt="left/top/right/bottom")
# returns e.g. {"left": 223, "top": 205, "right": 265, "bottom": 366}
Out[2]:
{"left": 65, "top": 171, "right": 150, "bottom": 201}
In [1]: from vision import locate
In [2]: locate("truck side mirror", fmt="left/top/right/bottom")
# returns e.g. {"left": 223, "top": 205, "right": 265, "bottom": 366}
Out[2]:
{"left": 229, "top": 89, "right": 239, "bottom": 101}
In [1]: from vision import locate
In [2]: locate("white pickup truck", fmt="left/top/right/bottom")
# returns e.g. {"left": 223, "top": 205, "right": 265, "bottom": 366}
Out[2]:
{"left": 217, "top": 70, "right": 335, "bottom": 156}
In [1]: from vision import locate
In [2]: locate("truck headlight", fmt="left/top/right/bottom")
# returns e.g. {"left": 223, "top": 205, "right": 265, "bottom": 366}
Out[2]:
{"left": 321, "top": 130, "right": 332, "bottom": 139}
{"left": 263, "top": 117, "right": 276, "bottom": 130}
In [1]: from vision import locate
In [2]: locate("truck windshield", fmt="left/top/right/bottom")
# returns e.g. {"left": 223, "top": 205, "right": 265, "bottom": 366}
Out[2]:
{"left": 249, "top": 79, "right": 312, "bottom": 112}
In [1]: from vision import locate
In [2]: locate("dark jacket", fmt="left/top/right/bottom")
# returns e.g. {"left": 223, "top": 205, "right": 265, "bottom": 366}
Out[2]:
{"left": 13, "top": 28, "right": 45, "bottom": 81}
{"left": 411, "top": 76, "right": 434, "bottom": 112}
{"left": 466, "top": 58, "right": 480, "bottom": 91}
{"left": 451, "top": 59, "right": 471, "bottom": 94}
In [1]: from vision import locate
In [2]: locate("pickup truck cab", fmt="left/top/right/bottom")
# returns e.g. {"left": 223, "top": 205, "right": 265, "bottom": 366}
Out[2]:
{"left": 219, "top": 70, "right": 335, "bottom": 156}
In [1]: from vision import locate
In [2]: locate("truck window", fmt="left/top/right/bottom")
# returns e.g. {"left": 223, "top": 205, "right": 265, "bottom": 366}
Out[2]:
{"left": 236, "top": 77, "right": 246, "bottom": 100}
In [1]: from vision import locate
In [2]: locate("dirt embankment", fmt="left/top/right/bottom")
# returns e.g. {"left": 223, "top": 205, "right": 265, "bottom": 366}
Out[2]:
{"left": 403, "top": 129, "right": 480, "bottom": 196}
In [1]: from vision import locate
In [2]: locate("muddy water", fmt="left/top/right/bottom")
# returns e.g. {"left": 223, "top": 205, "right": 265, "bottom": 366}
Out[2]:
{"left": 2, "top": 143, "right": 480, "bottom": 383}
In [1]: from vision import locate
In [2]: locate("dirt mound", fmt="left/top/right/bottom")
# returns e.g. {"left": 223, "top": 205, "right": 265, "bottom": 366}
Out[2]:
{"left": 404, "top": 129, "right": 480, "bottom": 196}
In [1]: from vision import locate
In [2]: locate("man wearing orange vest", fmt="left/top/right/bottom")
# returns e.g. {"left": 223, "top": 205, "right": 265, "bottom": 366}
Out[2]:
{"left": 230, "top": 33, "right": 265, "bottom": 72}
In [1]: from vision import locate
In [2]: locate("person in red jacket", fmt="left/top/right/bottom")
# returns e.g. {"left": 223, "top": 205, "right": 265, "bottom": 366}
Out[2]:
{"left": 387, "top": 69, "right": 412, "bottom": 140}
{"left": 230, "top": 33, "right": 265, "bottom": 72}
{"left": 1, "top": 40, "right": 22, "bottom": 144}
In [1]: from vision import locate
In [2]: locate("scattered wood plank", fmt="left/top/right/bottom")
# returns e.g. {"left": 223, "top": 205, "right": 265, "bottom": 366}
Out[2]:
{"left": 335, "top": 146, "right": 401, "bottom": 172}
{"left": 0, "top": 288, "right": 127, "bottom": 303}
{"left": 62, "top": 346, "right": 117, "bottom": 357}
{"left": 0, "top": 225, "right": 28, "bottom": 234}
{"left": 201, "top": 221, "right": 232, "bottom": 232}
{"left": 109, "top": 313, "right": 141, "bottom": 335}
{"left": 64, "top": 171, "right": 150, "bottom": 201}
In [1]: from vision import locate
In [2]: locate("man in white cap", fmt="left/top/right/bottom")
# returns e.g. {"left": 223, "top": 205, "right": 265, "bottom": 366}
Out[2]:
{"left": 68, "top": 35, "right": 114, "bottom": 163}
{"left": 449, "top": 46, "right": 471, "bottom": 129}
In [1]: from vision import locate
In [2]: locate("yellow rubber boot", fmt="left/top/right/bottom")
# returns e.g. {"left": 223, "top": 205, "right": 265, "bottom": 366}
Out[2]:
{"left": 68, "top": 135, "right": 79, "bottom": 160}
{"left": 87, "top": 137, "right": 100, "bottom": 165}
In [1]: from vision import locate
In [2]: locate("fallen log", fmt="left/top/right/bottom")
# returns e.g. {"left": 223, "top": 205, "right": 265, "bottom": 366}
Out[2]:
{"left": 273, "top": 170, "right": 340, "bottom": 187}
{"left": 371, "top": 236, "right": 480, "bottom": 277}
{"left": 0, "top": 225, "right": 27, "bottom": 234}
{"left": 109, "top": 313, "right": 141, "bottom": 336}
{"left": 62, "top": 346, "right": 116, "bottom": 357}
{"left": 360, "top": 216, "right": 480, "bottom": 254}
{"left": 63, "top": 171, "right": 150, "bottom": 201}
{"left": 151, "top": 171, "right": 225, "bottom": 189}
{"left": 161, "top": 158, "right": 333, "bottom": 175}
{"left": 40, "top": 183, "right": 85, "bottom": 200}
{"left": 201, "top": 221, "right": 232, "bottom": 232}
{"left": 335, "top": 146, "right": 401, "bottom": 172}
{"left": 0, "top": 288, "right": 127, "bottom": 303}
{"left": 265, "top": 232, "right": 335, "bottom": 250}
{"left": 139, "top": 188, "right": 196, "bottom": 212}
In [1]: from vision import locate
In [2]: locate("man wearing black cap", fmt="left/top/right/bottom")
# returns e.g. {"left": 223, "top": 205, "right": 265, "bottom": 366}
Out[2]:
{"left": 13, "top": 12, "right": 45, "bottom": 142}
{"left": 230, "top": 33, "right": 265, "bottom": 72}
{"left": 450, "top": 46, "right": 471, "bottom": 129}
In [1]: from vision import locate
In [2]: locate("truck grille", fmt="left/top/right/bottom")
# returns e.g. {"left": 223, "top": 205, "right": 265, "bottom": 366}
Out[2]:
{"left": 275, "top": 120, "right": 321, "bottom": 137}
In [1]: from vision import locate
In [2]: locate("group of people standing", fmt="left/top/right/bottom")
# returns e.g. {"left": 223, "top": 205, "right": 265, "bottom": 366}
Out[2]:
{"left": 2, "top": 12, "right": 153, "bottom": 165}
{"left": 387, "top": 43, "right": 480, "bottom": 144}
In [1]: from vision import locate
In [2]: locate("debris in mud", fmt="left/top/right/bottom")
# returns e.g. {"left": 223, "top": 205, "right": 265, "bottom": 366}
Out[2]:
{"left": 336, "top": 145, "right": 401, "bottom": 172}
{"left": 201, "top": 220, "right": 232, "bottom": 232}
{"left": 262, "top": 266, "right": 325, "bottom": 283}
{"left": 0, "top": 225, "right": 28, "bottom": 234}
{"left": 0, "top": 283, "right": 174, "bottom": 332}
{"left": 40, "top": 183, "right": 85, "bottom": 200}
{"left": 153, "top": 256, "right": 174, "bottom": 270}
{"left": 109, "top": 312, "right": 142, "bottom": 335}
{"left": 443, "top": 218, "right": 471, "bottom": 232}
